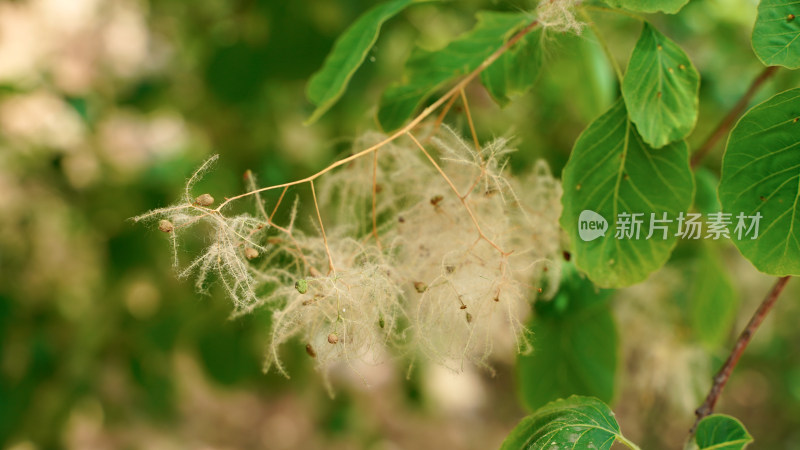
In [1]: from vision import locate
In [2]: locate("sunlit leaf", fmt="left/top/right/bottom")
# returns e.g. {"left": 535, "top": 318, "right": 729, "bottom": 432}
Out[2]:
{"left": 560, "top": 99, "right": 694, "bottom": 288}
{"left": 752, "top": 0, "right": 800, "bottom": 69}
{"left": 501, "top": 396, "right": 638, "bottom": 450}
{"left": 305, "top": 0, "right": 417, "bottom": 124}
{"left": 622, "top": 23, "right": 700, "bottom": 148}
{"left": 695, "top": 414, "right": 753, "bottom": 450}
{"left": 718, "top": 88, "right": 800, "bottom": 276}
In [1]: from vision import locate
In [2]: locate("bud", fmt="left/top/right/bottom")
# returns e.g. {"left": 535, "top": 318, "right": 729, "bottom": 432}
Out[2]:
{"left": 244, "top": 247, "right": 259, "bottom": 260}
{"left": 327, "top": 333, "right": 338, "bottom": 344}
{"left": 413, "top": 281, "right": 427, "bottom": 293}
{"left": 295, "top": 279, "right": 308, "bottom": 294}
{"left": 195, "top": 193, "right": 214, "bottom": 206}
{"left": 305, "top": 343, "right": 316, "bottom": 358}
{"left": 158, "top": 220, "right": 174, "bottom": 233}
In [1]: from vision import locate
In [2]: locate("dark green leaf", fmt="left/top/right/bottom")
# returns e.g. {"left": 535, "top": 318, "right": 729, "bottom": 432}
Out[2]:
{"left": 718, "top": 88, "right": 800, "bottom": 276}
{"left": 305, "top": 0, "right": 417, "bottom": 124}
{"left": 518, "top": 264, "right": 618, "bottom": 410}
{"left": 622, "top": 23, "right": 700, "bottom": 148}
{"left": 378, "top": 11, "right": 530, "bottom": 130}
{"left": 689, "top": 244, "right": 738, "bottom": 348}
{"left": 501, "top": 396, "right": 639, "bottom": 450}
{"left": 480, "top": 28, "right": 543, "bottom": 107}
{"left": 752, "top": 0, "right": 800, "bottom": 69}
{"left": 694, "top": 168, "right": 721, "bottom": 215}
{"left": 695, "top": 414, "right": 753, "bottom": 449}
{"left": 560, "top": 99, "right": 695, "bottom": 288}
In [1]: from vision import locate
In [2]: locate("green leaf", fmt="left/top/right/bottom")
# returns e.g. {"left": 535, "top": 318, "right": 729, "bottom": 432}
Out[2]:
{"left": 689, "top": 244, "right": 738, "bottom": 348}
{"left": 305, "top": 0, "right": 416, "bottom": 125}
{"left": 378, "top": 11, "right": 530, "bottom": 130}
{"left": 480, "top": 28, "right": 543, "bottom": 107}
{"left": 560, "top": 99, "right": 695, "bottom": 288}
{"left": 694, "top": 414, "right": 753, "bottom": 450}
{"left": 718, "top": 88, "right": 800, "bottom": 276}
{"left": 501, "top": 396, "right": 639, "bottom": 450}
{"left": 622, "top": 23, "right": 700, "bottom": 148}
{"left": 518, "top": 264, "right": 618, "bottom": 410}
{"left": 603, "top": 0, "right": 689, "bottom": 14}
{"left": 752, "top": 0, "right": 800, "bottom": 69}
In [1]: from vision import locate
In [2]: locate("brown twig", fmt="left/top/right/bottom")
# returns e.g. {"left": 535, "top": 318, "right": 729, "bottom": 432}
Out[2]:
{"left": 371, "top": 149, "right": 381, "bottom": 249}
{"left": 690, "top": 66, "right": 778, "bottom": 169}
{"left": 690, "top": 276, "right": 791, "bottom": 434}
{"left": 460, "top": 88, "right": 481, "bottom": 152}
{"left": 309, "top": 180, "right": 335, "bottom": 274}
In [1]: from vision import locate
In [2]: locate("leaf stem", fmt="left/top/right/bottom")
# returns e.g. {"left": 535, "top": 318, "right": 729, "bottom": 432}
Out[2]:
{"left": 579, "top": 9, "right": 623, "bottom": 83}
{"left": 310, "top": 180, "right": 335, "bottom": 275}
{"left": 689, "top": 65, "right": 778, "bottom": 168}
{"left": 616, "top": 434, "right": 642, "bottom": 450}
{"left": 581, "top": 4, "right": 645, "bottom": 22}
{"left": 689, "top": 276, "right": 792, "bottom": 435}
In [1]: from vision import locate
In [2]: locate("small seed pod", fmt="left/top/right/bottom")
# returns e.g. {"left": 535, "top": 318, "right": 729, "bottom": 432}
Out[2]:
{"left": 295, "top": 279, "right": 308, "bottom": 294}
{"left": 413, "top": 281, "right": 427, "bottom": 293}
{"left": 158, "top": 220, "right": 174, "bottom": 233}
{"left": 465, "top": 312, "right": 473, "bottom": 324}
{"left": 459, "top": 304, "right": 467, "bottom": 310}
{"left": 305, "top": 343, "right": 316, "bottom": 358}
{"left": 378, "top": 314, "right": 385, "bottom": 329}
{"left": 430, "top": 195, "right": 444, "bottom": 206}
{"left": 244, "top": 247, "right": 259, "bottom": 260}
{"left": 195, "top": 193, "right": 214, "bottom": 206}
{"left": 327, "top": 333, "right": 338, "bottom": 344}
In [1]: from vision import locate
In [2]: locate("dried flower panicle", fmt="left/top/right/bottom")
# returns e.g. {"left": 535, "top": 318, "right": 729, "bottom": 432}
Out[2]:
{"left": 262, "top": 236, "right": 405, "bottom": 384}
{"left": 135, "top": 126, "right": 563, "bottom": 382}
{"left": 388, "top": 128, "right": 561, "bottom": 370}
{"left": 132, "top": 155, "right": 271, "bottom": 315}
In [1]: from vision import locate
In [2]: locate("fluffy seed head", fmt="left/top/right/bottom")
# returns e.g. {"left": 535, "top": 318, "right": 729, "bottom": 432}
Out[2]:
{"left": 137, "top": 126, "right": 563, "bottom": 383}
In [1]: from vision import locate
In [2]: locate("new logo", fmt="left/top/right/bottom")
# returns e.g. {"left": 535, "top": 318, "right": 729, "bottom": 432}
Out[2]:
{"left": 578, "top": 210, "right": 608, "bottom": 242}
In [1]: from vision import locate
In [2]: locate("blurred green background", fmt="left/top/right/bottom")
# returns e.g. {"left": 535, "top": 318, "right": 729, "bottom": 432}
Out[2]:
{"left": 0, "top": 0, "right": 799, "bottom": 449}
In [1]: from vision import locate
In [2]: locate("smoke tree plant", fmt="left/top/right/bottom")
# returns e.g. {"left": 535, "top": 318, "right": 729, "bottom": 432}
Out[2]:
{"left": 136, "top": 0, "right": 800, "bottom": 448}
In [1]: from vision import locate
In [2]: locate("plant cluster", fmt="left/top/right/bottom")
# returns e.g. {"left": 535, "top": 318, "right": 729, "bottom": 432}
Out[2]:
{"left": 134, "top": 126, "right": 562, "bottom": 386}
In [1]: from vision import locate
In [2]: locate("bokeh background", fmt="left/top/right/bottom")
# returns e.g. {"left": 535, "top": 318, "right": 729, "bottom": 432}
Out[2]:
{"left": 1, "top": 0, "right": 799, "bottom": 449}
